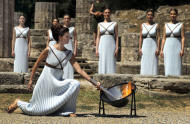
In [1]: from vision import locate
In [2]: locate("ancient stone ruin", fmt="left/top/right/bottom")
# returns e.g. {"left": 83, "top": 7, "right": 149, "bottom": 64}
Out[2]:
{"left": 0, "top": 0, "right": 190, "bottom": 96}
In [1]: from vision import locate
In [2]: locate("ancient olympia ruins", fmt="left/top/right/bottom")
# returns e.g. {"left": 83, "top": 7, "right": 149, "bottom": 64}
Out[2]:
{"left": 0, "top": 0, "right": 190, "bottom": 96}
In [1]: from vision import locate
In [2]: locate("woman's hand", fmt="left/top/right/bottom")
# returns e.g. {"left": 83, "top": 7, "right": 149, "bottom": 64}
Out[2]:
{"left": 96, "top": 82, "right": 101, "bottom": 90}
{"left": 155, "top": 48, "right": 159, "bottom": 56}
{"left": 74, "top": 50, "right": 77, "bottom": 57}
{"left": 11, "top": 51, "right": 15, "bottom": 57}
{"left": 96, "top": 50, "right": 99, "bottom": 57}
{"left": 28, "top": 50, "right": 31, "bottom": 57}
{"left": 114, "top": 48, "right": 119, "bottom": 57}
{"left": 139, "top": 48, "right": 142, "bottom": 56}
{"left": 160, "top": 51, "right": 164, "bottom": 58}
{"left": 180, "top": 49, "right": 184, "bottom": 57}
{"left": 28, "top": 80, "right": 33, "bottom": 92}
{"left": 95, "top": 11, "right": 101, "bottom": 16}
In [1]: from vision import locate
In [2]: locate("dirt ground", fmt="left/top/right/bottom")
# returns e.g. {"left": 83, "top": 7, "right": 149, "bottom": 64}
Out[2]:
{"left": 0, "top": 84, "right": 190, "bottom": 124}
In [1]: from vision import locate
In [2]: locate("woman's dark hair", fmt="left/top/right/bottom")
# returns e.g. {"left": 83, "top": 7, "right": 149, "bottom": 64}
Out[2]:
{"left": 103, "top": 5, "right": 111, "bottom": 11}
{"left": 91, "top": 0, "right": 103, "bottom": 4}
{"left": 52, "top": 24, "right": 69, "bottom": 42}
{"left": 169, "top": 8, "right": 178, "bottom": 15}
{"left": 146, "top": 9, "right": 154, "bottom": 16}
{"left": 63, "top": 14, "right": 71, "bottom": 18}
{"left": 52, "top": 18, "right": 59, "bottom": 23}
{"left": 19, "top": 15, "right": 25, "bottom": 18}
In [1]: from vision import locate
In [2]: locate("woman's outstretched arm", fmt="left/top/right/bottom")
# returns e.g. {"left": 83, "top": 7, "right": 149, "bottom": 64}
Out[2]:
{"left": 73, "top": 28, "right": 78, "bottom": 56}
{"left": 70, "top": 55, "right": 100, "bottom": 87}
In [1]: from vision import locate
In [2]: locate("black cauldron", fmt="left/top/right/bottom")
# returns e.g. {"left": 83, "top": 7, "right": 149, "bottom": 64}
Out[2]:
{"left": 101, "top": 82, "right": 136, "bottom": 108}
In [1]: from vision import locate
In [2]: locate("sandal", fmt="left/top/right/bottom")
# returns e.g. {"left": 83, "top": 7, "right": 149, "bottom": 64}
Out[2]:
{"left": 7, "top": 99, "right": 19, "bottom": 113}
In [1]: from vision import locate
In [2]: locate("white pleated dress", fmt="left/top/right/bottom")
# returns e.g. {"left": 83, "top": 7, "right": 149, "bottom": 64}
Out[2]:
{"left": 17, "top": 46, "right": 80, "bottom": 116}
{"left": 140, "top": 23, "right": 158, "bottom": 75}
{"left": 63, "top": 27, "right": 75, "bottom": 79}
{"left": 98, "top": 22, "right": 117, "bottom": 74}
{"left": 14, "top": 27, "right": 30, "bottom": 73}
{"left": 163, "top": 23, "right": 183, "bottom": 76}
{"left": 48, "top": 29, "right": 57, "bottom": 46}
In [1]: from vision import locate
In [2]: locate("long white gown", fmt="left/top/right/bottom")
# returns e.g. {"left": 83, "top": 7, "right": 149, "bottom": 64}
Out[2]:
{"left": 48, "top": 29, "right": 57, "bottom": 46}
{"left": 140, "top": 23, "right": 158, "bottom": 75}
{"left": 17, "top": 46, "right": 80, "bottom": 116}
{"left": 163, "top": 22, "right": 183, "bottom": 76}
{"left": 63, "top": 27, "right": 75, "bottom": 79}
{"left": 98, "top": 22, "right": 117, "bottom": 74}
{"left": 14, "top": 27, "right": 30, "bottom": 73}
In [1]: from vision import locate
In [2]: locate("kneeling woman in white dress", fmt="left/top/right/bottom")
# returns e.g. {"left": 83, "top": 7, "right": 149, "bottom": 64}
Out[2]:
{"left": 46, "top": 18, "right": 59, "bottom": 46}
{"left": 96, "top": 7, "right": 119, "bottom": 74}
{"left": 8, "top": 24, "right": 100, "bottom": 117}
{"left": 62, "top": 14, "right": 78, "bottom": 79}
{"left": 139, "top": 9, "right": 160, "bottom": 75}
{"left": 12, "top": 15, "right": 31, "bottom": 73}
{"left": 160, "top": 8, "right": 185, "bottom": 76}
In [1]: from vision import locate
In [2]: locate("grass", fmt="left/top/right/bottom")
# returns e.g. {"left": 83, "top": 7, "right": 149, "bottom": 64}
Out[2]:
{"left": 0, "top": 85, "right": 190, "bottom": 113}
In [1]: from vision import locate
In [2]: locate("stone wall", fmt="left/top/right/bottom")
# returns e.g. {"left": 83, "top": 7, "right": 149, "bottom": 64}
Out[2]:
{"left": 93, "top": 74, "right": 190, "bottom": 96}
{"left": 34, "top": 2, "right": 57, "bottom": 29}
{"left": 111, "top": 5, "right": 190, "bottom": 35}
{"left": 0, "top": 72, "right": 40, "bottom": 93}
{"left": 0, "top": 0, "right": 14, "bottom": 57}
{"left": 75, "top": 0, "right": 97, "bottom": 60}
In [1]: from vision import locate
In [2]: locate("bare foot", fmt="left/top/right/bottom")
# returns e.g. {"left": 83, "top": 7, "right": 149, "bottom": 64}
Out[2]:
{"left": 7, "top": 99, "right": 19, "bottom": 113}
{"left": 69, "top": 113, "right": 77, "bottom": 117}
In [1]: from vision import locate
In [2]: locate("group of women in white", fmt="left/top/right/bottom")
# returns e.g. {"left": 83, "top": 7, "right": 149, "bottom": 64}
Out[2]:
{"left": 139, "top": 8, "right": 185, "bottom": 76}
{"left": 9, "top": 15, "right": 100, "bottom": 117}
{"left": 8, "top": 6, "right": 185, "bottom": 116}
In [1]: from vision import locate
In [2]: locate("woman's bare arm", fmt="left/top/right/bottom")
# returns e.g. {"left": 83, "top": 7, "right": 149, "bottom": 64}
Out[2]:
{"left": 156, "top": 24, "right": 161, "bottom": 56}
{"left": 114, "top": 23, "right": 119, "bottom": 57}
{"left": 96, "top": 26, "right": 100, "bottom": 56}
{"left": 70, "top": 55, "right": 97, "bottom": 86}
{"left": 11, "top": 28, "right": 16, "bottom": 57}
{"left": 160, "top": 25, "right": 166, "bottom": 57}
{"left": 46, "top": 30, "right": 50, "bottom": 47}
{"left": 89, "top": 4, "right": 95, "bottom": 15}
{"left": 27, "top": 29, "right": 31, "bottom": 57}
{"left": 73, "top": 28, "right": 78, "bottom": 56}
{"left": 139, "top": 24, "right": 143, "bottom": 55}
{"left": 29, "top": 47, "right": 49, "bottom": 84}
{"left": 180, "top": 23, "right": 185, "bottom": 56}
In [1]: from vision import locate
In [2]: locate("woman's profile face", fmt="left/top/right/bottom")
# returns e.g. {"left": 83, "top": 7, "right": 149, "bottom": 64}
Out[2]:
{"left": 19, "top": 16, "right": 25, "bottom": 25}
{"left": 59, "top": 32, "right": 70, "bottom": 45}
{"left": 170, "top": 10, "right": 177, "bottom": 21}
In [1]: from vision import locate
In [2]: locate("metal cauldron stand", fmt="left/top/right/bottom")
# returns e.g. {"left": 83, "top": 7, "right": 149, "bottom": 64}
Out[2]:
{"left": 99, "top": 89, "right": 136, "bottom": 117}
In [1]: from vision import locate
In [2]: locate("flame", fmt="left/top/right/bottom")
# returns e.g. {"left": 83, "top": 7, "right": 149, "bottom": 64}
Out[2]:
{"left": 121, "top": 81, "right": 132, "bottom": 98}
